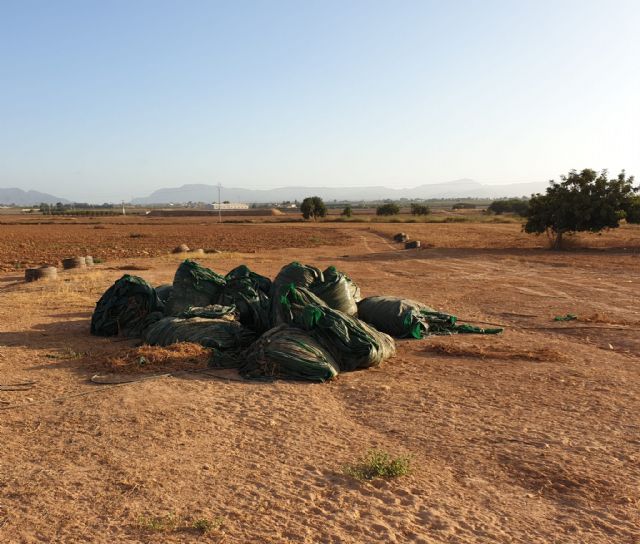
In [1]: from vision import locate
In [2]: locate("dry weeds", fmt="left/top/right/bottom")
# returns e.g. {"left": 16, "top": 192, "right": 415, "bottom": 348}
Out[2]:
{"left": 104, "top": 343, "right": 211, "bottom": 374}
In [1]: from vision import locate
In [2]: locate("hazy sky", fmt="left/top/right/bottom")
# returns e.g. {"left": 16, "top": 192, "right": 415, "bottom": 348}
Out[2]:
{"left": 1, "top": 0, "right": 639, "bottom": 202}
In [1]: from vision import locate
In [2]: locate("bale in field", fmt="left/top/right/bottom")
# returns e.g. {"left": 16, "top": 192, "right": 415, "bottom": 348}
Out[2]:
{"left": 358, "top": 296, "right": 504, "bottom": 338}
{"left": 279, "top": 286, "right": 396, "bottom": 371}
{"left": 143, "top": 316, "right": 256, "bottom": 350}
{"left": 233, "top": 325, "right": 339, "bottom": 382}
{"left": 310, "top": 265, "right": 361, "bottom": 316}
{"left": 165, "top": 260, "right": 226, "bottom": 316}
{"left": 91, "top": 275, "right": 164, "bottom": 337}
{"left": 271, "top": 262, "right": 323, "bottom": 294}
{"left": 217, "top": 265, "right": 272, "bottom": 334}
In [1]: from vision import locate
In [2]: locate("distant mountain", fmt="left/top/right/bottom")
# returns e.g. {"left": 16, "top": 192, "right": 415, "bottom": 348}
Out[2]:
{"left": 131, "top": 179, "right": 548, "bottom": 204}
{"left": 0, "top": 188, "right": 70, "bottom": 206}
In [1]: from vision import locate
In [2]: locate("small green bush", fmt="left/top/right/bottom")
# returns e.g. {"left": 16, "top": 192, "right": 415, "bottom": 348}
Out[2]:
{"left": 344, "top": 449, "right": 411, "bottom": 481}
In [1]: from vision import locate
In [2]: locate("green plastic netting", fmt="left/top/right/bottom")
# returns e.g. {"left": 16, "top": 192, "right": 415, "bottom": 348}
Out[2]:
{"left": 271, "top": 262, "right": 324, "bottom": 294}
{"left": 231, "top": 324, "right": 339, "bottom": 382}
{"left": 143, "top": 316, "right": 256, "bottom": 350}
{"left": 357, "top": 296, "right": 503, "bottom": 338}
{"left": 91, "top": 275, "right": 164, "bottom": 337}
{"left": 165, "top": 260, "right": 226, "bottom": 316}
{"left": 310, "top": 266, "right": 361, "bottom": 316}
{"left": 277, "top": 286, "right": 396, "bottom": 371}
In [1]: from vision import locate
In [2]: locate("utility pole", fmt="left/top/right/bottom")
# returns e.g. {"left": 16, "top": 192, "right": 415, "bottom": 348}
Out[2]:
{"left": 217, "top": 183, "right": 222, "bottom": 223}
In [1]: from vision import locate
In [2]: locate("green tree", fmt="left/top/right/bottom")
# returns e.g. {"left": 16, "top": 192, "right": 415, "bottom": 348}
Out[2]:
{"left": 524, "top": 169, "right": 637, "bottom": 249}
{"left": 300, "top": 196, "right": 327, "bottom": 220}
{"left": 410, "top": 203, "right": 430, "bottom": 215}
{"left": 625, "top": 196, "right": 640, "bottom": 224}
{"left": 488, "top": 198, "right": 529, "bottom": 216}
{"left": 342, "top": 205, "right": 353, "bottom": 218}
{"left": 376, "top": 203, "right": 400, "bottom": 216}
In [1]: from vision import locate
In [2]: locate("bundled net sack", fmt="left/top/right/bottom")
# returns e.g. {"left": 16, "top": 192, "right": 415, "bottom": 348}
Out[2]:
{"left": 271, "top": 262, "right": 323, "bottom": 293}
{"left": 165, "top": 260, "right": 226, "bottom": 316}
{"left": 91, "top": 275, "right": 164, "bottom": 337}
{"left": 357, "top": 296, "right": 503, "bottom": 338}
{"left": 310, "top": 266, "right": 360, "bottom": 316}
{"left": 218, "top": 273, "right": 271, "bottom": 335}
{"left": 143, "top": 316, "right": 255, "bottom": 350}
{"left": 177, "top": 304, "right": 237, "bottom": 319}
{"left": 270, "top": 284, "right": 327, "bottom": 327}
{"left": 155, "top": 284, "right": 173, "bottom": 305}
{"left": 225, "top": 264, "right": 271, "bottom": 295}
{"left": 236, "top": 325, "right": 339, "bottom": 382}
{"left": 284, "top": 291, "right": 395, "bottom": 371}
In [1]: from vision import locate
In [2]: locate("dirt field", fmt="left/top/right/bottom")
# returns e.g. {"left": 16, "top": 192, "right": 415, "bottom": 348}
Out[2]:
{"left": 1, "top": 222, "right": 639, "bottom": 543}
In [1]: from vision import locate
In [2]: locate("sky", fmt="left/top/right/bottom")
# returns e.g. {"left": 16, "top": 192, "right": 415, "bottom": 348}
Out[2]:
{"left": 1, "top": 0, "right": 639, "bottom": 202}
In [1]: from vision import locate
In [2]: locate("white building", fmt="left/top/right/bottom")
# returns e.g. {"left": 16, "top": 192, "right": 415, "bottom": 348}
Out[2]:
{"left": 212, "top": 202, "right": 250, "bottom": 210}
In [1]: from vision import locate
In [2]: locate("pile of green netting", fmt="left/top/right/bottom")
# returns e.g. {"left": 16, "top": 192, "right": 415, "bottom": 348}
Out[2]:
{"left": 91, "top": 259, "right": 503, "bottom": 382}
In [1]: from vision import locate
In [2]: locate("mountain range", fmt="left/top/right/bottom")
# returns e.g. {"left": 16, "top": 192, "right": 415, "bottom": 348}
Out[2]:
{"left": 0, "top": 188, "right": 70, "bottom": 206}
{"left": 131, "top": 179, "right": 548, "bottom": 204}
{"left": 1, "top": 179, "right": 550, "bottom": 206}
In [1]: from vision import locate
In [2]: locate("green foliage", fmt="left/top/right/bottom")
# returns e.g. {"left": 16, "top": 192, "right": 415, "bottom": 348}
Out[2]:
{"left": 625, "top": 196, "right": 640, "bottom": 223}
{"left": 344, "top": 449, "right": 411, "bottom": 481}
{"left": 300, "top": 196, "right": 327, "bottom": 220}
{"left": 376, "top": 203, "right": 400, "bottom": 216}
{"left": 192, "top": 517, "right": 224, "bottom": 534}
{"left": 524, "top": 169, "right": 637, "bottom": 249}
{"left": 488, "top": 198, "right": 529, "bottom": 216}
{"left": 342, "top": 205, "right": 353, "bottom": 217}
{"left": 410, "top": 203, "right": 430, "bottom": 215}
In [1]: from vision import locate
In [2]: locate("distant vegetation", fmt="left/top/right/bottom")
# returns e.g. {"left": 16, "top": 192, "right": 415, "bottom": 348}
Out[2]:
{"left": 487, "top": 198, "right": 529, "bottom": 216}
{"left": 376, "top": 203, "right": 400, "bottom": 216}
{"left": 452, "top": 202, "right": 476, "bottom": 209}
{"left": 410, "top": 203, "right": 430, "bottom": 215}
{"left": 300, "top": 196, "right": 327, "bottom": 220}
{"left": 341, "top": 205, "right": 353, "bottom": 217}
{"left": 524, "top": 168, "right": 638, "bottom": 249}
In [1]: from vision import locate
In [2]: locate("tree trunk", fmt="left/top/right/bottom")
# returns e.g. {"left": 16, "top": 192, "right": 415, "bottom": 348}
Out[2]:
{"left": 553, "top": 230, "right": 564, "bottom": 250}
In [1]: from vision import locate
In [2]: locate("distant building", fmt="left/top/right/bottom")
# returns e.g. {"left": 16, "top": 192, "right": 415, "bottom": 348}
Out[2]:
{"left": 212, "top": 202, "right": 249, "bottom": 210}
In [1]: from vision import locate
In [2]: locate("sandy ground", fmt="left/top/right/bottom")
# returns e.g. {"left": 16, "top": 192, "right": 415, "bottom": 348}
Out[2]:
{"left": 1, "top": 223, "right": 639, "bottom": 543}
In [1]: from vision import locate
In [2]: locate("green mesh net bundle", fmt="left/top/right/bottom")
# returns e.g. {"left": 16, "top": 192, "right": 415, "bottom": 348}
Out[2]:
{"left": 143, "top": 316, "right": 256, "bottom": 350}
{"left": 234, "top": 324, "right": 339, "bottom": 382}
{"left": 90, "top": 275, "right": 164, "bottom": 337}
{"left": 357, "top": 296, "right": 503, "bottom": 339}
{"left": 164, "top": 260, "right": 226, "bottom": 316}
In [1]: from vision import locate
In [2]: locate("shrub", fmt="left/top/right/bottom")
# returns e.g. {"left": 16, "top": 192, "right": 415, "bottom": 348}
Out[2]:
{"left": 410, "top": 203, "right": 430, "bottom": 215}
{"left": 376, "top": 203, "right": 400, "bottom": 216}
{"left": 344, "top": 449, "right": 411, "bottom": 481}
{"left": 488, "top": 198, "right": 529, "bottom": 216}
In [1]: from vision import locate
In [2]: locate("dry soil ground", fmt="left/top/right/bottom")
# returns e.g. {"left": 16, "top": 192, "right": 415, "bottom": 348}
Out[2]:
{"left": 1, "top": 221, "right": 639, "bottom": 543}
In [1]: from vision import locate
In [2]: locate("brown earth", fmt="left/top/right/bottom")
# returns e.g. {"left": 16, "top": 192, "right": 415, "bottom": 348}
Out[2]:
{"left": 0, "top": 222, "right": 639, "bottom": 543}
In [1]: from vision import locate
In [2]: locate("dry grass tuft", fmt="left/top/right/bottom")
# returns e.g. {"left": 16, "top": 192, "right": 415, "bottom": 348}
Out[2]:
{"left": 104, "top": 342, "right": 211, "bottom": 374}
{"left": 426, "top": 341, "right": 568, "bottom": 363}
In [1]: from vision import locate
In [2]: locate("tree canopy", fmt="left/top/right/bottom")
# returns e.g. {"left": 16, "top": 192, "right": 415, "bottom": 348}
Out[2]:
{"left": 376, "top": 203, "right": 400, "bottom": 216}
{"left": 410, "top": 203, "right": 430, "bottom": 215}
{"left": 300, "top": 196, "right": 327, "bottom": 220}
{"left": 524, "top": 169, "right": 637, "bottom": 249}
